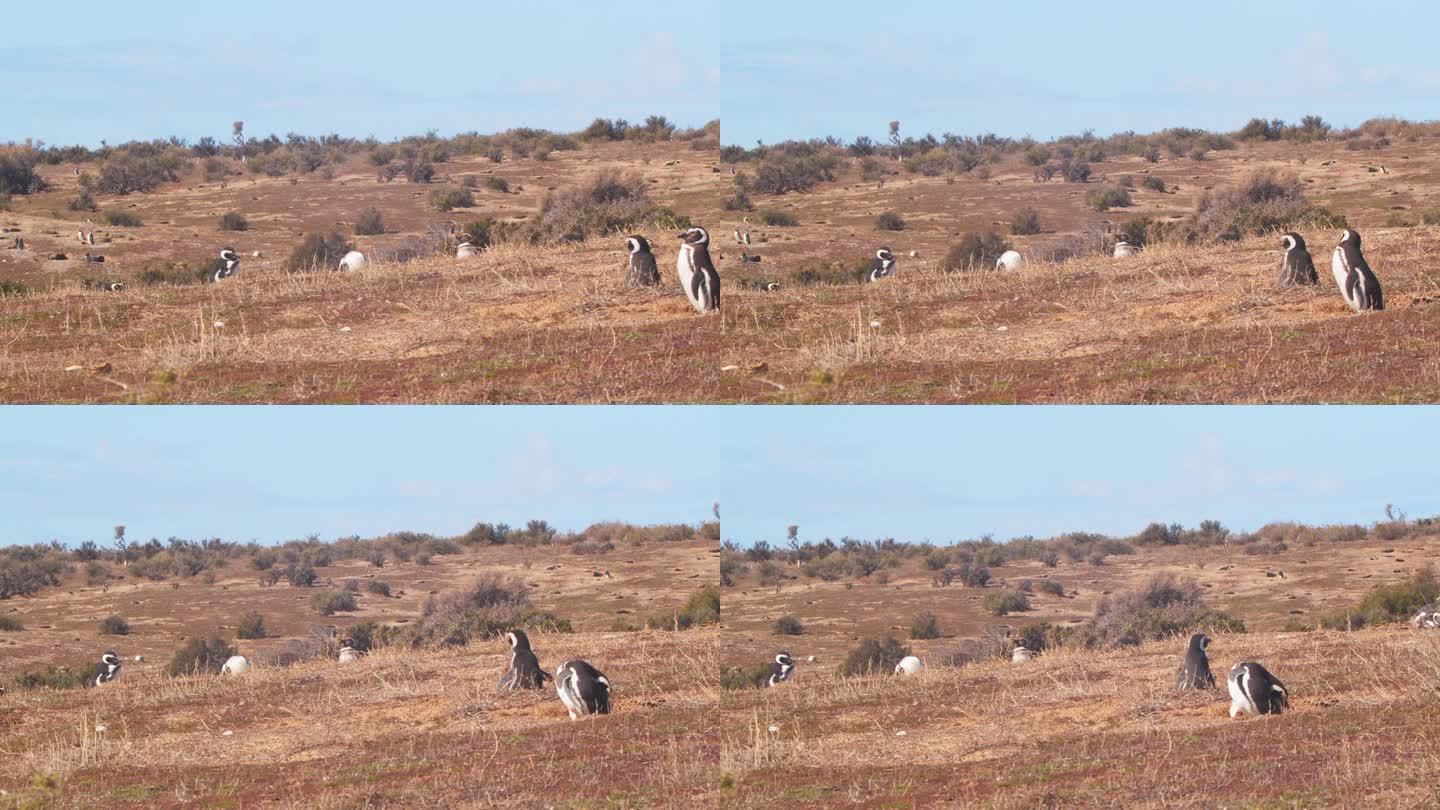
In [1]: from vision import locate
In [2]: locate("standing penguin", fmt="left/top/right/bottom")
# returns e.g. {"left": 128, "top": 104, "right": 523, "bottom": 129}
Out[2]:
{"left": 1279, "top": 233, "right": 1318, "bottom": 286}
{"left": 555, "top": 659, "right": 611, "bottom": 720}
{"left": 866, "top": 247, "right": 897, "bottom": 283}
{"left": 1331, "top": 229, "right": 1383, "bottom": 311}
{"left": 1174, "top": 633, "right": 1216, "bottom": 690}
{"left": 625, "top": 235, "right": 660, "bottom": 287}
{"left": 676, "top": 227, "right": 720, "bottom": 312}
{"left": 94, "top": 651, "right": 122, "bottom": 686}
{"left": 764, "top": 651, "right": 796, "bottom": 687}
{"left": 213, "top": 248, "right": 241, "bottom": 283}
{"left": 456, "top": 235, "right": 480, "bottom": 259}
{"left": 1227, "top": 661, "right": 1289, "bottom": 717}
{"left": 498, "top": 629, "right": 551, "bottom": 690}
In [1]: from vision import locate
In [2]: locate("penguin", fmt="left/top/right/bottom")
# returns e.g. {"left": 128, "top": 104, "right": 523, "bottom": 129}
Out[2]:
{"left": 676, "top": 227, "right": 720, "bottom": 312}
{"left": 1412, "top": 603, "right": 1440, "bottom": 629}
{"left": 456, "top": 236, "right": 480, "bottom": 259}
{"left": 996, "top": 250, "right": 1025, "bottom": 271}
{"left": 555, "top": 659, "right": 611, "bottom": 720}
{"left": 625, "top": 235, "right": 660, "bottom": 287}
{"left": 894, "top": 655, "right": 924, "bottom": 675}
{"left": 498, "top": 629, "right": 551, "bottom": 690}
{"left": 1011, "top": 645, "right": 1034, "bottom": 663}
{"left": 1174, "top": 633, "right": 1215, "bottom": 690}
{"left": 339, "top": 251, "right": 369, "bottom": 272}
{"left": 1331, "top": 229, "right": 1383, "bottom": 311}
{"left": 94, "top": 651, "right": 121, "bottom": 686}
{"left": 866, "top": 247, "right": 896, "bottom": 283}
{"left": 337, "top": 638, "right": 361, "bottom": 663}
{"left": 214, "top": 248, "right": 240, "bottom": 283}
{"left": 1113, "top": 241, "right": 1138, "bottom": 259}
{"left": 764, "top": 651, "right": 795, "bottom": 687}
{"left": 1279, "top": 232, "right": 1318, "bottom": 286}
{"left": 221, "top": 655, "right": 251, "bottom": 675}
{"left": 1227, "top": 661, "right": 1288, "bottom": 717}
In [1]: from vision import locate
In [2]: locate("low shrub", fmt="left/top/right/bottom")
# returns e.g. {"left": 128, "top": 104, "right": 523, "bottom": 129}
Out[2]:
{"left": 1037, "top": 579, "right": 1066, "bottom": 597}
{"left": 367, "top": 580, "right": 392, "bottom": 597}
{"left": 875, "top": 211, "right": 906, "bottom": 231}
{"left": 430, "top": 186, "right": 475, "bottom": 211}
{"left": 101, "top": 207, "right": 143, "bottom": 227}
{"left": 984, "top": 590, "right": 1031, "bottom": 616}
{"left": 1320, "top": 567, "right": 1439, "bottom": 630}
{"left": 1140, "top": 175, "right": 1167, "bottom": 192}
{"left": 1086, "top": 186, "right": 1133, "bottom": 212}
{"left": 285, "top": 231, "right": 352, "bottom": 273}
{"left": 774, "top": 615, "right": 805, "bottom": 635}
{"left": 401, "top": 574, "right": 535, "bottom": 647}
{"left": 646, "top": 585, "right": 720, "bottom": 630}
{"left": 218, "top": 211, "right": 249, "bottom": 231}
{"left": 98, "top": 615, "right": 131, "bottom": 635}
{"left": 941, "top": 232, "right": 1010, "bottom": 272}
{"left": 759, "top": 209, "right": 798, "bottom": 227}
{"left": 1010, "top": 207, "right": 1042, "bottom": 235}
{"left": 165, "top": 635, "right": 237, "bottom": 676}
{"left": 354, "top": 207, "right": 385, "bottom": 236}
{"left": 484, "top": 176, "right": 510, "bottom": 193}
{"left": 910, "top": 611, "right": 942, "bottom": 639}
{"left": 0, "top": 614, "right": 24, "bottom": 631}
{"left": 236, "top": 611, "right": 269, "bottom": 639}
{"left": 840, "top": 635, "right": 910, "bottom": 677}
{"left": 311, "top": 590, "right": 358, "bottom": 616}
{"left": 721, "top": 663, "right": 771, "bottom": 690}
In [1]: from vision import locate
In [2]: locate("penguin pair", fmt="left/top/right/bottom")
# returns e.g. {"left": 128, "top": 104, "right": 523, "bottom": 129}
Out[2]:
{"left": 93, "top": 651, "right": 121, "bottom": 687}
{"left": 1174, "top": 634, "right": 1288, "bottom": 717}
{"left": 1280, "top": 230, "right": 1382, "bottom": 311}
{"left": 499, "top": 631, "right": 609, "bottom": 720}
{"left": 866, "top": 248, "right": 896, "bottom": 283}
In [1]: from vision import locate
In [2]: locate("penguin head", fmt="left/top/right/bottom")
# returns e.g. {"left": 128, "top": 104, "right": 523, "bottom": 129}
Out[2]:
{"left": 220, "top": 248, "right": 238, "bottom": 262}
{"left": 764, "top": 281, "right": 781, "bottom": 292}
{"left": 1339, "top": 229, "right": 1360, "bottom": 248}
{"left": 1282, "top": 233, "right": 1306, "bottom": 252}
{"left": 101, "top": 652, "right": 120, "bottom": 668}
{"left": 774, "top": 651, "right": 794, "bottom": 667}
{"left": 1190, "top": 633, "right": 1211, "bottom": 652}
{"left": 876, "top": 247, "right": 894, "bottom": 263}
{"left": 678, "top": 227, "right": 710, "bottom": 246}
{"left": 507, "top": 630, "right": 531, "bottom": 651}
{"left": 627, "top": 235, "right": 651, "bottom": 255}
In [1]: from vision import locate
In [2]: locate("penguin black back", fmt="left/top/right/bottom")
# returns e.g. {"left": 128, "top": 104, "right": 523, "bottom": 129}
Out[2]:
{"left": 626, "top": 236, "right": 660, "bottom": 287}
{"left": 1175, "top": 633, "right": 1215, "bottom": 690}
{"left": 1228, "top": 661, "right": 1288, "bottom": 716}
{"left": 555, "top": 658, "right": 611, "bottom": 719}
{"left": 499, "top": 629, "right": 550, "bottom": 690}
{"left": 867, "top": 248, "right": 896, "bottom": 283}
{"left": 94, "top": 651, "right": 122, "bottom": 686}
{"left": 1279, "top": 233, "right": 1317, "bottom": 286}
{"left": 765, "top": 651, "right": 795, "bottom": 687}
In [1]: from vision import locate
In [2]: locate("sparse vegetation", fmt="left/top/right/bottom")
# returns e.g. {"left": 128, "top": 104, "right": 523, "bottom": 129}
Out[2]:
{"left": 910, "top": 611, "right": 942, "bottom": 639}
{"left": 354, "top": 207, "right": 385, "bottom": 235}
{"left": 875, "top": 211, "right": 906, "bottom": 231}
{"left": 98, "top": 615, "right": 131, "bottom": 635}
{"left": 774, "top": 615, "right": 805, "bottom": 635}
{"left": 164, "top": 634, "right": 237, "bottom": 676}
{"left": 101, "top": 206, "right": 143, "bottom": 227}
{"left": 759, "top": 209, "right": 798, "bottom": 227}
{"left": 1321, "top": 567, "right": 1439, "bottom": 630}
{"left": 285, "top": 230, "right": 352, "bottom": 272}
{"left": 941, "top": 232, "right": 1010, "bottom": 272}
{"left": 1010, "top": 207, "right": 1042, "bottom": 235}
{"left": 983, "top": 590, "right": 1031, "bottom": 616}
{"left": 218, "top": 211, "right": 249, "bottom": 231}
{"left": 0, "top": 614, "right": 24, "bottom": 631}
{"left": 429, "top": 186, "right": 475, "bottom": 212}
{"left": 840, "top": 635, "right": 910, "bottom": 677}
{"left": 311, "top": 589, "right": 358, "bottom": 616}
{"left": 236, "top": 610, "right": 269, "bottom": 639}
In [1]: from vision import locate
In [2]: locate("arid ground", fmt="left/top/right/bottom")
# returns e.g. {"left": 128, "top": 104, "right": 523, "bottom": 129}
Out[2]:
{"left": 716, "top": 136, "right": 1440, "bottom": 403}
{"left": 0, "top": 539, "right": 719, "bottom": 806}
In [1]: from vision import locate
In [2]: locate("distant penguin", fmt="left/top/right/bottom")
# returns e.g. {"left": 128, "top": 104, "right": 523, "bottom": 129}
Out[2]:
{"left": 337, "top": 639, "right": 361, "bottom": 664}
{"left": 625, "top": 235, "right": 660, "bottom": 287}
{"left": 456, "top": 236, "right": 479, "bottom": 259}
{"left": 1331, "top": 229, "right": 1383, "bottom": 311}
{"left": 996, "top": 250, "right": 1025, "bottom": 271}
{"left": 214, "top": 248, "right": 240, "bottom": 282}
{"left": 221, "top": 655, "right": 250, "bottom": 675}
{"left": 894, "top": 655, "right": 924, "bottom": 675}
{"left": 1412, "top": 603, "right": 1440, "bottom": 629}
{"left": 1279, "top": 233, "right": 1318, "bottom": 286}
{"left": 1227, "top": 661, "right": 1289, "bottom": 717}
{"left": 555, "top": 659, "right": 611, "bottom": 720}
{"left": 1113, "top": 241, "right": 1138, "bottom": 259}
{"left": 339, "top": 251, "right": 369, "bottom": 272}
{"left": 765, "top": 651, "right": 795, "bottom": 687}
{"left": 866, "top": 247, "right": 896, "bottom": 283}
{"left": 1174, "top": 633, "right": 1215, "bottom": 690}
{"left": 1011, "top": 645, "right": 1034, "bottom": 663}
{"left": 499, "top": 629, "right": 550, "bottom": 690}
{"left": 676, "top": 227, "right": 720, "bottom": 312}
{"left": 94, "top": 651, "right": 121, "bottom": 686}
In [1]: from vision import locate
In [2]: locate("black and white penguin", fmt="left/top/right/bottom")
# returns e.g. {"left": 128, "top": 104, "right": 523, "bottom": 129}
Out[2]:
{"left": 1227, "top": 661, "right": 1288, "bottom": 717}
{"left": 625, "top": 235, "right": 660, "bottom": 287}
{"left": 866, "top": 247, "right": 896, "bottom": 283}
{"left": 456, "top": 235, "right": 479, "bottom": 259}
{"left": 1279, "top": 233, "right": 1318, "bottom": 286}
{"left": 1331, "top": 229, "right": 1383, "bottom": 311}
{"left": 1174, "top": 633, "right": 1215, "bottom": 690}
{"left": 555, "top": 658, "right": 611, "bottom": 720}
{"left": 498, "top": 629, "right": 550, "bottom": 690}
{"left": 94, "top": 651, "right": 121, "bottom": 686}
{"left": 213, "top": 248, "right": 240, "bottom": 283}
{"left": 676, "top": 227, "right": 720, "bottom": 312}
{"left": 764, "top": 651, "right": 795, "bottom": 687}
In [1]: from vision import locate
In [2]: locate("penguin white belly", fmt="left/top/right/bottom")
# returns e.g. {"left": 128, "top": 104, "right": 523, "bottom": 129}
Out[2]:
{"left": 677, "top": 248, "right": 702, "bottom": 312}
{"left": 557, "top": 672, "right": 585, "bottom": 719}
{"left": 1331, "top": 249, "right": 1354, "bottom": 306}
{"left": 1227, "top": 673, "right": 1256, "bottom": 717}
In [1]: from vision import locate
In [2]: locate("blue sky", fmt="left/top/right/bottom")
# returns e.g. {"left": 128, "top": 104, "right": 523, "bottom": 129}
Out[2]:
{"left": 1, "top": 1, "right": 718, "bottom": 147}
{"left": 722, "top": 0, "right": 1440, "bottom": 146}
{"left": 0, "top": 407, "right": 716, "bottom": 548}
{"left": 720, "top": 407, "right": 1440, "bottom": 547}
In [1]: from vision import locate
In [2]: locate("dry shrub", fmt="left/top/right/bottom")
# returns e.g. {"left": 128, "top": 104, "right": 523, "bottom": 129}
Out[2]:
{"left": 941, "top": 232, "right": 1010, "bottom": 272}
{"left": 1186, "top": 170, "right": 1346, "bottom": 242}
{"left": 910, "top": 611, "right": 942, "bottom": 639}
{"left": 840, "top": 635, "right": 910, "bottom": 677}
{"left": 1321, "top": 567, "right": 1439, "bottom": 630}
{"left": 236, "top": 611, "right": 268, "bottom": 639}
{"left": 285, "top": 231, "right": 353, "bottom": 272}
{"left": 400, "top": 574, "right": 562, "bottom": 648}
{"left": 98, "top": 615, "right": 130, "bottom": 635}
{"left": 531, "top": 170, "right": 687, "bottom": 244}
{"left": 1083, "top": 573, "right": 1244, "bottom": 647}
{"left": 774, "top": 615, "right": 805, "bottom": 635}
{"left": 165, "top": 635, "right": 236, "bottom": 676}
{"left": 646, "top": 585, "right": 719, "bottom": 630}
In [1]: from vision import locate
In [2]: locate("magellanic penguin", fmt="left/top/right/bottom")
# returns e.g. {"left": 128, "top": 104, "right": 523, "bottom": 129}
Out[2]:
{"left": 1113, "top": 241, "right": 1138, "bottom": 258}
{"left": 1331, "top": 229, "right": 1383, "bottom": 311}
{"left": 894, "top": 655, "right": 924, "bottom": 675}
{"left": 1227, "top": 661, "right": 1288, "bottom": 717}
{"left": 765, "top": 651, "right": 796, "bottom": 687}
{"left": 1279, "top": 233, "right": 1318, "bottom": 286}
{"left": 996, "top": 250, "right": 1025, "bottom": 271}
{"left": 866, "top": 247, "right": 897, "bottom": 283}
{"left": 555, "top": 658, "right": 611, "bottom": 720}
{"left": 213, "top": 248, "right": 240, "bottom": 283}
{"left": 1011, "top": 645, "right": 1035, "bottom": 663}
{"left": 456, "top": 235, "right": 480, "bottom": 259}
{"left": 94, "top": 651, "right": 122, "bottom": 686}
{"left": 676, "top": 227, "right": 720, "bottom": 312}
{"left": 1174, "top": 633, "right": 1216, "bottom": 690}
{"left": 626, "top": 235, "right": 660, "bottom": 287}
{"left": 499, "top": 629, "right": 551, "bottom": 690}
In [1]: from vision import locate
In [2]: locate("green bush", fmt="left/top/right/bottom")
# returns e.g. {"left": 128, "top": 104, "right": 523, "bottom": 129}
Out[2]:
{"left": 484, "top": 176, "right": 510, "bottom": 193}
{"left": 218, "top": 211, "right": 249, "bottom": 231}
{"left": 647, "top": 585, "right": 720, "bottom": 630}
{"left": 840, "top": 635, "right": 910, "bottom": 677}
{"left": 1037, "top": 579, "right": 1066, "bottom": 597}
{"left": 1320, "top": 567, "right": 1439, "bottom": 630}
{"left": 98, "top": 615, "right": 131, "bottom": 635}
{"left": 367, "top": 580, "right": 392, "bottom": 597}
{"left": 165, "top": 635, "right": 236, "bottom": 677}
{"left": 354, "top": 207, "right": 385, "bottom": 236}
{"left": 721, "top": 663, "right": 772, "bottom": 690}
{"left": 774, "top": 615, "right": 805, "bottom": 635}
{"left": 311, "top": 590, "right": 358, "bottom": 616}
{"left": 910, "top": 611, "right": 942, "bottom": 639}
{"left": 1140, "top": 175, "right": 1167, "bottom": 193}
{"left": 984, "top": 590, "right": 1032, "bottom": 616}
{"left": 101, "top": 206, "right": 143, "bottom": 227}
{"left": 1086, "top": 186, "right": 1133, "bottom": 212}
{"left": 875, "top": 211, "right": 906, "bottom": 231}
{"left": 1010, "top": 207, "right": 1042, "bottom": 235}
{"left": 236, "top": 611, "right": 268, "bottom": 639}
{"left": 759, "top": 209, "right": 798, "bottom": 227}
{"left": 430, "top": 186, "right": 475, "bottom": 212}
